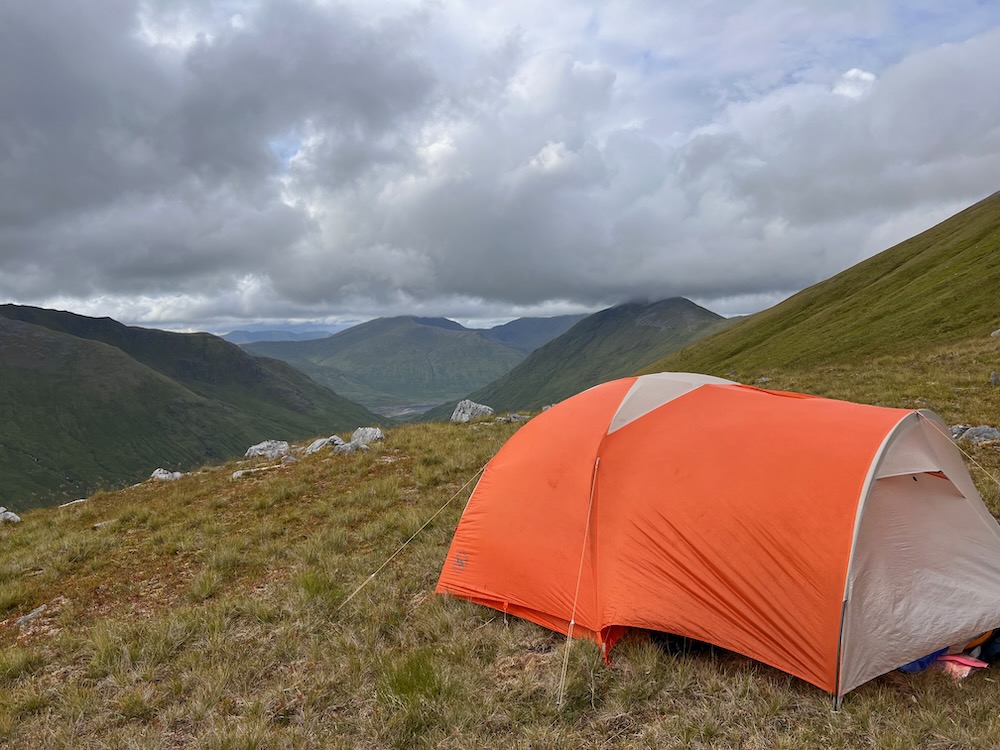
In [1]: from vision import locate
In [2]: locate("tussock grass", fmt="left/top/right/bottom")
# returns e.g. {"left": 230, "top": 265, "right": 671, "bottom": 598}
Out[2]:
{"left": 2, "top": 398, "right": 1000, "bottom": 748}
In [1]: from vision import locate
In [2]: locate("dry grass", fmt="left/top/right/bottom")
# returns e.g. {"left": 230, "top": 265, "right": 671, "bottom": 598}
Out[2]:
{"left": 2, "top": 368, "right": 1000, "bottom": 748}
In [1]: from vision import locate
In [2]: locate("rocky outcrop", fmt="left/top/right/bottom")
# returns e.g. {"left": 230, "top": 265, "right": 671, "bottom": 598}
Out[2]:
{"left": 952, "top": 425, "right": 1000, "bottom": 445}
{"left": 245, "top": 440, "right": 290, "bottom": 460}
{"left": 0, "top": 506, "right": 21, "bottom": 524}
{"left": 150, "top": 468, "right": 183, "bottom": 481}
{"left": 451, "top": 400, "right": 494, "bottom": 423}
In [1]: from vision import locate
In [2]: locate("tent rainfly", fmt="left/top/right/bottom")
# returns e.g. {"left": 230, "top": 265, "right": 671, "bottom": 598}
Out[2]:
{"left": 436, "top": 372, "right": 1000, "bottom": 700}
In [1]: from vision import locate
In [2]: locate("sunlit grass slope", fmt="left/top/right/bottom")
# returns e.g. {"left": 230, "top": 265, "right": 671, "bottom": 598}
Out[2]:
{"left": 4, "top": 364, "right": 1000, "bottom": 749}
{"left": 644, "top": 191, "right": 1000, "bottom": 377}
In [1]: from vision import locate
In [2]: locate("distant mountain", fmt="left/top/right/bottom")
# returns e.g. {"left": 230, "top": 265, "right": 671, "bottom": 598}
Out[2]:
{"left": 644, "top": 191, "right": 1000, "bottom": 377}
{"left": 244, "top": 316, "right": 525, "bottom": 418}
{"left": 411, "top": 317, "right": 467, "bottom": 331}
{"left": 222, "top": 329, "right": 336, "bottom": 344}
{"left": 479, "top": 314, "right": 588, "bottom": 353}
{"left": 423, "top": 298, "right": 727, "bottom": 418}
{"left": 0, "top": 305, "right": 381, "bottom": 510}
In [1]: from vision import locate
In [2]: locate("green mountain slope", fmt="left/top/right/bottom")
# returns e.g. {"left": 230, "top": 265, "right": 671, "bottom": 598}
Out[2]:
{"left": 244, "top": 316, "right": 525, "bottom": 415}
{"left": 479, "top": 314, "right": 588, "bottom": 353}
{"left": 643, "top": 191, "right": 1000, "bottom": 377}
{"left": 424, "top": 298, "right": 726, "bottom": 417}
{"left": 0, "top": 308, "right": 381, "bottom": 510}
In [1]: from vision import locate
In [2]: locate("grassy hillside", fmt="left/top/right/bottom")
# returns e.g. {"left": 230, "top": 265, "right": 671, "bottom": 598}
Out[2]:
{"left": 0, "top": 309, "right": 381, "bottom": 510}
{"left": 479, "top": 314, "right": 588, "bottom": 353}
{"left": 644, "top": 191, "right": 1000, "bottom": 378}
{"left": 424, "top": 298, "right": 726, "bottom": 418}
{"left": 245, "top": 317, "right": 526, "bottom": 416}
{"left": 3, "top": 352, "right": 1000, "bottom": 747}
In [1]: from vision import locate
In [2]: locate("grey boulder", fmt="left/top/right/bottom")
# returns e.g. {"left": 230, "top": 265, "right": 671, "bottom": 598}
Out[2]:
{"left": 451, "top": 400, "right": 495, "bottom": 423}
{"left": 245, "top": 440, "right": 290, "bottom": 460}
{"left": 150, "top": 468, "right": 183, "bottom": 481}
{"left": 305, "top": 435, "right": 346, "bottom": 455}
{"left": 0, "top": 506, "right": 21, "bottom": 524}
{"left": 351, "top": 427, "right": 385, "bottom": 445}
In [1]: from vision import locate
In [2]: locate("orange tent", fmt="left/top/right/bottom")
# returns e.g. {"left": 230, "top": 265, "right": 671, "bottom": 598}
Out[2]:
{"left": 437, "top": 373, "right": 1000, "bottom": 698}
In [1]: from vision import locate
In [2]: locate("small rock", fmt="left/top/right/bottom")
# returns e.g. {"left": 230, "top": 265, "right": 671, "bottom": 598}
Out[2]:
{"left": 991, "top": 372, "right": 999, "bottom": 386}
{"left": 150, "top": 468, "right": 183, "bottom": 481}
{"left": 92, "top": 520, "right": 114, "bottom": 530}
{"left": 494, "top": 413, "right": 530, "bottom": 424}
{"left": 281, "top": 455, "right": 299, "bottom": 465}
{"left": 991, "top": 329, "right": 1000, "bottom": 338}
{"left": 16, "top": 604, "right": 46, "bottom": 627}
{"left": 334, "top": 441, "right": 369, "bottom": 454}
{"left": 542, "top": 405, "right": 553, "bottom": 411}
{"left": 351, "top": 427, "right": 384, "bottom": 445}
{"left": 957, "top": 425, "right": 1000, "bottom": 446}
{"left": 305, "top": 435, "right": 345, "bottom": 455}
{"left": 451, "top": 399, "right": 495, "bottom": 423}
{"left": 305, "top": 437, "right": 328, "bottom": 455}
{"left": 755, "top": 377, "right": 772, "bottom": 385}
{"left": 232, "top": 465, "right": 281, "bottom": 480}
{"left": 245, "top": 440, "right": 290, "bottom": 460}
{"left": 0, "top": 506, "right": 21, "bottom": 524}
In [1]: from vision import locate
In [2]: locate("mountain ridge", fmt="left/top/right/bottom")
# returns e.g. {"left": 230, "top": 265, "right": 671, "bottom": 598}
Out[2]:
{"left": 422, "top": 297, "right": 727, "bottom": 418}
{"left": 244, "top": 316, "right": 528, "bottom": 416}
{"left": 0, "top": 306, "right": 381, "bottom": 509}
{"left": 478, "top": 314, "right": 588, "bottom": 353}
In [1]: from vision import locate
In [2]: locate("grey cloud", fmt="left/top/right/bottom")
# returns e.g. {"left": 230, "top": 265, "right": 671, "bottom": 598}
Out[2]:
{"left": 2, "top": 1, "right": 1000, "bottom": 327}
{"left": 0, "top": 0, "right": 169, "bottom": 227}
{"left": 0, "top": 0, "right": 440, "bottom": 309}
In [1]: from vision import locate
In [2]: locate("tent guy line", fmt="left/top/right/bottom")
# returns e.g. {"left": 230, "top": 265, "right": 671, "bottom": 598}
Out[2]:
{"left": 335, "top": 463, "right": 487, "bottom": 613}
{"left": 925, "top": 418, "right": 1000, "bottom": 492}
{"left": 557, "top": 455, "right": 601, "bottom": 708}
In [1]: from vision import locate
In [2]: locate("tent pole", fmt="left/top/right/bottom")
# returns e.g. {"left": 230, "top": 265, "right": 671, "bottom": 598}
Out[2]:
{"left": 832, "top": 597, "right": 847, "bottom": 710}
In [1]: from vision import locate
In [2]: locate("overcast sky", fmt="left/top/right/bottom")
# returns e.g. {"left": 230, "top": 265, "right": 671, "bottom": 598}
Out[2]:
{"left": 2, "top": 1, "right": 999, "bottom": 331}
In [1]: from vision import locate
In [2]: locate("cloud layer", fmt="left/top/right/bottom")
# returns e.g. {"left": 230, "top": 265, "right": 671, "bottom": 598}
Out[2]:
{"left": 2, "top": 0, "right": 999, "bottom": 327}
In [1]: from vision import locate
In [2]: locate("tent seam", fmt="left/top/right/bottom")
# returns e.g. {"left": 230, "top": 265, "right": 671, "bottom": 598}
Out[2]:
{"left": 835, "top": 411, "right": 914, "bottom": 697}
